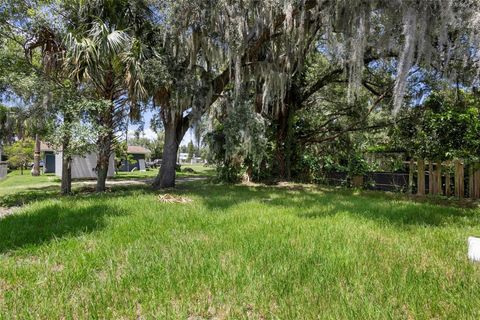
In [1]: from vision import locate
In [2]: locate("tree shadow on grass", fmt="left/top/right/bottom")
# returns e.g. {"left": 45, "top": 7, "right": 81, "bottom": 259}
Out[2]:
{"left": 0, "top": 186, "right": 60, "bottom": 207}
{"left": 0, "top": 184, "right": 152, "bottom": 208}
{"left": 0, "top": 202, "right": 127, "bottom": 254}
{"left": 275, "top": 189, "right": 480, "bottom": 228}
{"left": 182, "top": 183, "right": 480, "bottom": 228}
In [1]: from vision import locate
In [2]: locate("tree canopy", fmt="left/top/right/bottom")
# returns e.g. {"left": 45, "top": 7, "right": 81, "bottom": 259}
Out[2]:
{"left": 1, "top": 0, "right": 480, "bottom": 188}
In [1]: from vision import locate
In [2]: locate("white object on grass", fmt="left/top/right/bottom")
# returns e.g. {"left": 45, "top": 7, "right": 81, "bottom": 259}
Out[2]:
{"left": 468, "top": 237, "right": 480, "bottom": 262}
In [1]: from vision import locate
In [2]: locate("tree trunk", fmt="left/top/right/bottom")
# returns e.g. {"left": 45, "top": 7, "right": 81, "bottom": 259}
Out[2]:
{"left": 96, "top": 133, "right": 112, "bottom": 192}
{"left": 153, "top": 110, "right": 190, "bottom": 189}
{"left": 154, "top": 130, "right": 178, "bottom": 188}
{"left": 95, "top": 102, "right": 114, "bottom": 192}
{"left": 32, "top": 134, "right": 41, "bottom": 176}
{"left": 61, "top": 154, "right": 72, "bottom": 195}
{"left": 61, "top": 130, "right": 72, "bottom": 195}
{"left": 274, "top": 106, "right": 294, "bottom": 180}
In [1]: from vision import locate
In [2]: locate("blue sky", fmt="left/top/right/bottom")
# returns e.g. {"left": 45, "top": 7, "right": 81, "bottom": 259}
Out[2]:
{"left": 1, "top": 96, "right": 195, "bottom": 146}
{"left": 129, "top": 109, "right": 195, "bottom": 146}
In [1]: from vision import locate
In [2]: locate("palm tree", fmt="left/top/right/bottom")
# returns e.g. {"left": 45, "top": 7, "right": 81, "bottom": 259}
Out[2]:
{"left": 65, "top": 19, "right": 147, "bottom": 192}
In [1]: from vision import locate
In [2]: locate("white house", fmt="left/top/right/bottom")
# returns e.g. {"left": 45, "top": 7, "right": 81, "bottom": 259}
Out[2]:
{"left": 55, "top": 152, "right": 115, "bottom": 179}
{"left": 178, "top": 153, "right": 204, "bottom": 164}
{"left": 178, "top": 153, "right": 189, "bottom": 163}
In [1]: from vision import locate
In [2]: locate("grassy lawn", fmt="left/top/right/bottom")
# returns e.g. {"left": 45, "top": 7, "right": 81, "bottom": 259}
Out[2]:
{"left": 113, "top": 164, "right": 215, "bottom": 180}
{"left": 0, "top": 164, "right": 213, "bottom": 199}
{"left": 0, "top": 178, "right": 480, "bottom": 319}
{"left": 0, "top": 171, "right": 60, "bottom": 196}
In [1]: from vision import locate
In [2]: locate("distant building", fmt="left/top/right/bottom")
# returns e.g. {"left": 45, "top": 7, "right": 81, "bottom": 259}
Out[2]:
{"left": 55, "top": 152, "right": 115, "bottom": 179}
{"left": 41, "top": 141, "right": 115, "bottom": 179}
{"left": 190, "top": 156, "right": 204, "bottom": 164}
{"left": 120, "top": 146, "right": 151, "bottom": 172}
{"left": 40, "top": 142, "right": 56, "bottom": 173}
{"left": 178, "top": 153, "right": 189, "bottom": 163}
{"left": 178, "top": 152, "right": 204, "bottom": 164}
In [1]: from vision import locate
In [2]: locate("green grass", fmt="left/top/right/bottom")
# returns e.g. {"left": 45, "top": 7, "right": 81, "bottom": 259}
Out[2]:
{"left": 0, "top": 165, "right": 213, "bottom": 199}
{"left": 1, "top": 181, "right": 480, "bottom": 319}
{"left": 113, "top": 164, "right": 215, "bottom": 180}
{"left": 0, "top": 171, "right": 60, "bottom": 196}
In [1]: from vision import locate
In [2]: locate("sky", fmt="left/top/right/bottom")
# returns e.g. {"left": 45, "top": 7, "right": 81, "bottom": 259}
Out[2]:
{"left": 128, "top": 109, "right": 195, "bottom": 146}
{"left": 1, "top": 95, "right": 195, "bottom": 147}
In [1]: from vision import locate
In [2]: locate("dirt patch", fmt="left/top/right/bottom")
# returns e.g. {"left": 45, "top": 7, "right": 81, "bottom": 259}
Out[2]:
{"left": 158, "top": 194, "right": 193, "bottom": 204}
{"left": 0, "top": 207, "right": 20, "bottom": 219}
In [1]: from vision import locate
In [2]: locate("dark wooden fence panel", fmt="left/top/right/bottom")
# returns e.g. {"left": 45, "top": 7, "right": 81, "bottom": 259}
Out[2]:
{"left": 322, "top": 159, "right": 479, "bottom": 199}
{"left": 365, "top": 172, "right": 409, "bottom": 192}
{"left": 323, "top": 172, "right": 348, "bottom": 186}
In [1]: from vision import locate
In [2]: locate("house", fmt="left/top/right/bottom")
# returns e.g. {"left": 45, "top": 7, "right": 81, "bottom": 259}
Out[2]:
{"left": 178, "top": 153, "right": 204, "bottom": 164}
{"left": 190, "top": 156, "right": 204, "bottom": 164}
{"left": 120, "top": 146, "right": 151, "bottom": 172}
{"left": 40, "top": 142, "right": 56, "bottom": 173}
{"left": 178, "top": 153, "right": 189, "bottom": 163}
{"left": 42, "top": 141, "right": 116, "bottom": 179}
{"left": 55, "top": 151, "right": 115, "bottom": 179}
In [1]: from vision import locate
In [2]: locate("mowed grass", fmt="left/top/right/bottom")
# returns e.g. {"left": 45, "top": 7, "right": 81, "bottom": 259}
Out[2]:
{"left": 0, "top": 171, "right": 59, "bottom": 196}
{"left": 1, "top": 182, "right": 480, "bottom": 319}
{"left": 113, "top": 164, "right": 215, "bottom": 180}
{"left": 0, "top": 165, "right": 212, "bottom": 200}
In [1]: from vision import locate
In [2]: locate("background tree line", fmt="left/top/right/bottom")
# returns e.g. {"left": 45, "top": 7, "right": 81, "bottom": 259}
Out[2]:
{"left": 1, "top": 0, "right": 480, "bottom": 192}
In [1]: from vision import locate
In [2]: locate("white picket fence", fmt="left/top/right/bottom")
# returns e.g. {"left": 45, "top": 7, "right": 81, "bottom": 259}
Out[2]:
{"left": 0, "top": 163, "right": 7, "bottom": 180}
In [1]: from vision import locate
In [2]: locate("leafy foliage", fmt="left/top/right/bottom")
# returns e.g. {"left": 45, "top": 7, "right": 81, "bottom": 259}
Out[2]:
{"left": 393, "top": 90, "right": 480, "bottom": 160}
{"left": 4, "top": 138, "right": 34, "bottom": 173}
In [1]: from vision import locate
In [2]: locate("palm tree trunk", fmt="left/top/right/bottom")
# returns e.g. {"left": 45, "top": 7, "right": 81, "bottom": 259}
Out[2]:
{"left": 61, "top": 154, "right": 72, "bottom": 195}
{"left": 95, "top": 102, "right": 114, "bottom": 192}
{"left": 32, "top": 134, "right": 41, "bottom": 176}
{"left": 96, "top": 133, "right": 112, "bottom": 192}
{"left": 61, "top": 130, "right": 72, "bottom": 195}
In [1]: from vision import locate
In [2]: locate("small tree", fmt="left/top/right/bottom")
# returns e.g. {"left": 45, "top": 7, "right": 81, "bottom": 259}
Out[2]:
{"left": 150, "top": 132, "right": 164, "bottom": 160}
{"left": 47, "top": 96, "right": 100, "bottom": 194}
{"left": 5, "top": 139, "right": 34, "bottom": 175}
{"left": 187, "top": 141, "right": 195, "bottom": 162}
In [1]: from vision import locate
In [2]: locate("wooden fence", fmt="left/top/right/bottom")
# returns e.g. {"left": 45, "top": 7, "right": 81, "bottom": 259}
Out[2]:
{"left": 411, "top": 159, "right": 480, "bottom": 199}
{"left": 324, "top": 171, "right": 410, "bottom": 191}
{"left": 323, "top": 159, "right": 480, "bottom": 199}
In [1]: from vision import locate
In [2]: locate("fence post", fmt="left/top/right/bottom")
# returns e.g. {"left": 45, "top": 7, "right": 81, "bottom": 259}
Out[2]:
{"left": 474, "top": 164, "right": 480, "bottom": 199}
{"left": 445, "top": 161, "right": 451, "bottom": 197}
{"left": 429, "top": 161, "right": 434, "bottom": 194}
{"left": 455, "top": 159, "right": 464, "bottom": 198}
{"left": 408, "top": 159, "right": 414, "bottom": 194}
{"left": 469, "top": 163, "right": 474, "bottom": 199}
{"left": 435, "top": 161, "right": 442, "bottom": 195}
{"left": 417, "top": 159, "right": 425, "bottom": 196}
